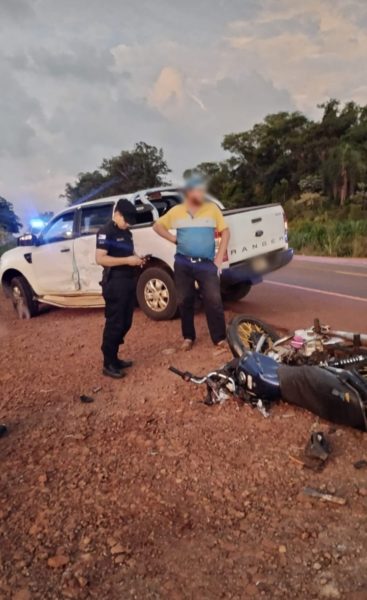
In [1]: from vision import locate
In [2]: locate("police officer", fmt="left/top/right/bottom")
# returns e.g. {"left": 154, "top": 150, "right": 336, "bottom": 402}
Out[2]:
{"left": 95, "top": 199, "right": 143, "bottom": 378}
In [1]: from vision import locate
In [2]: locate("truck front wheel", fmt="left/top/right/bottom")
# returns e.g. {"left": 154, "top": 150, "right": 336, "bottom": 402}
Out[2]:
{"left": 10, "top": 276, "right": 39, "bottom": 319}
{"left": 137, "top": 267, "right": 178, "bottom": 321}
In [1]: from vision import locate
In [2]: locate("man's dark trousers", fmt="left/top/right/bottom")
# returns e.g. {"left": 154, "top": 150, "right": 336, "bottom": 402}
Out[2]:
{"left": 174, "top": 254, "right": 226, "bottom": 344}
{"left": 101, "top": 274, "right": 136, "bottom": 366}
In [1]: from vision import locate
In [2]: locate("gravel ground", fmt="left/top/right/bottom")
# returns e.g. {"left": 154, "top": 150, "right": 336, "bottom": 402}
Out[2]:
{"left": 0, "top": 295, "right": 367, "bottom": 600}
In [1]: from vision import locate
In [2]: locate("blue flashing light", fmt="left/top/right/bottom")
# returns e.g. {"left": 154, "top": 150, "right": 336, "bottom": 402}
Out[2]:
{"left": 30, "top": 218, "right": 45, "bottom": 230}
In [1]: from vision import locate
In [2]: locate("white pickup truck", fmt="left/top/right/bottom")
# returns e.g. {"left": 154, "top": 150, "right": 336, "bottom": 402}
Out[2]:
{"left": 0, "top": 187, "right": 293, "bottom": 320}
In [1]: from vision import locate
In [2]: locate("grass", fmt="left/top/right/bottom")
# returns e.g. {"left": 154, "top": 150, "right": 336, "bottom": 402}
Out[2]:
{"left": 289, "top": 218, "right": 367, "bottom": 257}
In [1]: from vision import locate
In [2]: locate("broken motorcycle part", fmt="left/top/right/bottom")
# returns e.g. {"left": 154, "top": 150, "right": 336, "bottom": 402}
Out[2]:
{"left": 227, "top": 316, "right": 367, "bottom": 380}
{"left": 80, "top": 395, "right": 95, "bottom": 404}
{"left": 302, "top": 486, "right": 346, "bottom": 505}
{"left": 0, "top": 424, "right": 8, "bottom": 438}
{"left": 305, "top": 432, "right": 331, "bottom": 462}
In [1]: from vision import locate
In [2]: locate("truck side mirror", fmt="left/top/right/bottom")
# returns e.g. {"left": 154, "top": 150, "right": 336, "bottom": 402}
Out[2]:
{"left": 17, "top": 233, "right": 39, "bottom": 247}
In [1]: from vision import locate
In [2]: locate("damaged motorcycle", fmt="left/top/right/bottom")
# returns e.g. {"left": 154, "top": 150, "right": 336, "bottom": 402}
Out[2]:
{"left": 169, "top": 317, "right": 367, "bottom": 431}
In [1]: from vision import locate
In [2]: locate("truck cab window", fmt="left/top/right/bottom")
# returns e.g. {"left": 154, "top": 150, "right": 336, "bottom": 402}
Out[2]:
{"left": 149, "top": 194, "right": 182, "bottom": 217}
{"left": 133, "top": 202, "right": 154, "bottom": 225}
{"left": 41, "top": 212, "right": 75, "bottom": 244}
{"left": 80, "top": 204, "right": 113, "bottom": 236}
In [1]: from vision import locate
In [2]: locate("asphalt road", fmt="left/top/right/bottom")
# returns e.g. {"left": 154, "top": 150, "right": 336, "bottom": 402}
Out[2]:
{"left": 230, "top": 255, "right": 367, "bottom": 333}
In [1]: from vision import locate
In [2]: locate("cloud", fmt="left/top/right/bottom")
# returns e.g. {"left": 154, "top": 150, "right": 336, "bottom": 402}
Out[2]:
{"left": 226, "top": 0, "right": 367, "bottom": 114}
{"left": 0, "top": 60, "right": 42, "bottom": 158}
{"left": 0, "top": 0, "right": 34, "bottom": 23}
{"left": 1, "top": 0, "right": 367, "bottom": 221}
{"left": 148, "top": 67, "right": 185, "bottom": 113}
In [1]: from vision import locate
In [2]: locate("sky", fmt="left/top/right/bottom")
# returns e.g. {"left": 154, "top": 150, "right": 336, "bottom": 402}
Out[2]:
{"left": 1, "top": 0, "right": 367, "bottom": 223}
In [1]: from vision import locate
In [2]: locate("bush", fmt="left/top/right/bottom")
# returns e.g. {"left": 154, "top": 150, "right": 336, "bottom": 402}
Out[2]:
{"left": 288, "top": 218, "right": 367, "bottom": 257}
{"left": 0, "top": 239, "right": 16, "bottom": 257}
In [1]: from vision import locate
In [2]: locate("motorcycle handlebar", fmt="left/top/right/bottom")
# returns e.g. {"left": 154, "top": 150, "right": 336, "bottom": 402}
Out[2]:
{"left": 169, "top": 366, "right": 189, "bottom": 378}
{"left": 169, "top": 366, "right": 209, "bottom": 384}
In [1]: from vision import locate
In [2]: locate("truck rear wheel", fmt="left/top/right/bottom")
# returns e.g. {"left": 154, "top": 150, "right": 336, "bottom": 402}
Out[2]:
{"left": 137, "top": 267, "right": 177, "bottom": 321}
{"left": 222, "top": 282, "right": 252, "bottom": 302}
{"left": 10, "top": 276, "right": 39, "bottom": 319}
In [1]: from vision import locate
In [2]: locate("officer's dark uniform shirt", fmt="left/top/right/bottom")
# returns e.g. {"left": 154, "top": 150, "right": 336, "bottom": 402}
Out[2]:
{"left": 96, "top": 221, "right": 135, "bottom": 278}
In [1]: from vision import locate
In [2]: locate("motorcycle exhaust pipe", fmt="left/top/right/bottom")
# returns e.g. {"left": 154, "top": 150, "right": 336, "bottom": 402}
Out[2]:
{"left": 328, "top": 331, "right": 367, "bottom": 347}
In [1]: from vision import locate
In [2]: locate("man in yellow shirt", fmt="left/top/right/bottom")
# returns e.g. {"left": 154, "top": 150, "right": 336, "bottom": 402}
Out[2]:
{"left": 153, "top": 176, "right": 230, "bottom": 350}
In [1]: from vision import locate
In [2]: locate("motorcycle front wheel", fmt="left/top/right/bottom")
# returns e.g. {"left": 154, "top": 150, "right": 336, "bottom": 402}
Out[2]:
{"left": 227, "top": 314, "right": 280, "bottom": 358}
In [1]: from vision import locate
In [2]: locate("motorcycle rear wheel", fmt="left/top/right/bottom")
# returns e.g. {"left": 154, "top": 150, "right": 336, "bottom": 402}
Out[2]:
{"left": 227, "top": 314, "right": 280, "bottom": 358}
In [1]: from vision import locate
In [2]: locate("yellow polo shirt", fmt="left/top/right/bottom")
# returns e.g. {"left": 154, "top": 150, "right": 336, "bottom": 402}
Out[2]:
{"left": 157, "top": 201, "right": 228, "bottom": 260}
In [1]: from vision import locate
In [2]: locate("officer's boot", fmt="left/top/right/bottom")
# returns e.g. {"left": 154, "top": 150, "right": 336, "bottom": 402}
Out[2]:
{"left": 103, "top": 359, "right": 126, "bottom": 379}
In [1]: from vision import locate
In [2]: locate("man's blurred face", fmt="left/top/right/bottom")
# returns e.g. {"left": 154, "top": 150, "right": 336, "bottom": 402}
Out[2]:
{"left": 185, "top": 185, "right": 206, "bottom": 206}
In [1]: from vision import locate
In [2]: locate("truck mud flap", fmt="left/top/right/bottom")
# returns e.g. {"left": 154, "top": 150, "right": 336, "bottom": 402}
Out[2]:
{"left": 278, "top": 364, "right": 367, "bottom": 431}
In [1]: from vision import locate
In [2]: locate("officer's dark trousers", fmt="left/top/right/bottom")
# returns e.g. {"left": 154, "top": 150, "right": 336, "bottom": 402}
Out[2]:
{"left": 101, "top": 274, "right": 136, "bottom": 366}
{"left": 174, "top": 255, "right": 226, "bottom": 344}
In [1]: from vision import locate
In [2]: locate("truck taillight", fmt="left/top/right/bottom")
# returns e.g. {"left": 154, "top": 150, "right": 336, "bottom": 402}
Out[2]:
{"left": 215, "top": 230, "right": 228, "bottom": 262}
{"left": 283, "top": 212, "right": 288, "bottom": 244}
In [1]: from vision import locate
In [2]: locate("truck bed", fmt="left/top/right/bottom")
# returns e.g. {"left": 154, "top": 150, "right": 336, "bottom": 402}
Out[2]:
{"left": 223, "top": 203, "right": 288, "bottom": 265}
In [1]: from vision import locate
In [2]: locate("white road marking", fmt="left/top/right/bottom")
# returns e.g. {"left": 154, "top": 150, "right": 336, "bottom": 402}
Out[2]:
{"left": 265, "top": 280, "right": 367, "bottom": 303}
{"left": 334, "top": 270, "right": 367, "bottom": 278}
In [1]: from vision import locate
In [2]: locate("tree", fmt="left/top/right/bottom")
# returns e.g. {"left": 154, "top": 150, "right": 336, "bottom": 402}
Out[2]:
{"left": 0, "top": 197, "right": 22, "bottom": 235}
{"left": 63, "top": 142, "right": 171, "bottom": 205}
{"left": 322, "top": 143, "right": 364, "bottom": 205}
{"left": 221, "top": 111, "right": 310, "bottom": 205}
{"left": 187, "top": 100, "right": 367, "bottom": 209}
{"left": 64, "top": 170, "right": 110, "bottom": 205}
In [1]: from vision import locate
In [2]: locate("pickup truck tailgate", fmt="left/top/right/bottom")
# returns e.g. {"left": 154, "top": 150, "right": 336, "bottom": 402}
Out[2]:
{"left": 223, "top": 204, "right": 287, "bottom": 264}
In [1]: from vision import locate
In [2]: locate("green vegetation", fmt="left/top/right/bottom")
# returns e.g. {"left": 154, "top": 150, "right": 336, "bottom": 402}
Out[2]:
{"left": 63, "top": 142, "right": 171, "bottom": 205}
{"left": 0, "top": 197, "right": 21, "bottom": 256}
{"left": 3, "top": 100, "right": 366, "bottom": 257}
{"left": 188, "top": 100, "right": 367, "bottom": 257}
{"left": 0, "top": 239, "right": 16, "bottom": 257}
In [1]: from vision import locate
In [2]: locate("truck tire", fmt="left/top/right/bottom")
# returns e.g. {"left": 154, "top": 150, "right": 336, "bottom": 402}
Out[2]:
{"left": 222, "top": 282, "right": 252, "bottom": 302}
{"left": 137, "top": 267, "right": 177, "bottom": 321}
{"left": 10, "top": 275, "right": 39, "bottom": 319}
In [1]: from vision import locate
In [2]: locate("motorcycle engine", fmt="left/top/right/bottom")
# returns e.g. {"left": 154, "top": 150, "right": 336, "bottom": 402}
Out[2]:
{"left": 269, "top": 327, "right": 345, "bottom": 366}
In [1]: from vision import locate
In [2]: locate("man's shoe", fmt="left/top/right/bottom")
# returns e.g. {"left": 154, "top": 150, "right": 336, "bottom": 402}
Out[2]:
{"left": 181, "top": 339, "right": 194, "bottom": 351}
{"left": 115, "top": 358, "right": 133, "bottom": 369}
{"left": 103, "top": 364, "right": 126, "bottom": 379}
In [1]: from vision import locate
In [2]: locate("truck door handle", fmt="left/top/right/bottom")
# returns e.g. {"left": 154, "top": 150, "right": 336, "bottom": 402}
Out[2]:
{"left": 60, "top": 248, "right": 70, "bottom": 253}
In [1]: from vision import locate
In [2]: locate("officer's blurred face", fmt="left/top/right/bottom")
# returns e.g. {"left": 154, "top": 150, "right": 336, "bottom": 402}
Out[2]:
{"left": 113, "top": 210, "right": 129, "bottom": 229}
{"left": 185, "top": 185, "right": 206, "bottom": 207}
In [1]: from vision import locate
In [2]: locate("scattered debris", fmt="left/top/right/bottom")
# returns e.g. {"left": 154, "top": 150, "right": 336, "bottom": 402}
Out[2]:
{"left": 288, "top": 454, "right": 306, "bottom": 467}
{"left": 357, "top": 487, "right": 367, "bottom": 497}
{"left": 0, "top": 424, "right": 8, "bottom": 438}
{"left": 319, "top": 582, "right": 341, "bottom": 599}
{"left": 92, "top": 386, "right": 102, "bottom": 393}
{"left": 302, "top": 486, "right": 346, "bottom": 505}
{"left": 162, "top": 347, "right": 176, "bottom": 356}
{"left": 289, "top": 432, "right": 331, "bottom": 472}
{"left": 305, "top": 432, "right": 331, "bottom": 462}
{"left": 353, "top": 459, "right": 367, "bottom": 470}
{"left": 110, "top": 543, "right": 128, "bottom": 555}
{"left": 47, "top": 554, "right": 70, "bottom": 568}
{"left": 80, "top": 394, "right": 94, "bottom": 403}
